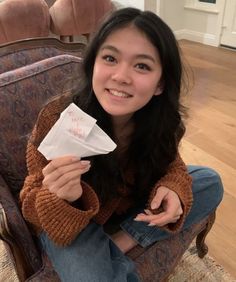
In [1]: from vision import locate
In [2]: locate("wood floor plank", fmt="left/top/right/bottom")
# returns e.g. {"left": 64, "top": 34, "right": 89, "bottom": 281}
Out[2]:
{"left": 207, "top": 192, "right": 236, "bottom": 277}
{"left": 180, "top": 140, "right": 236, "bottom": 196}
{"left": 186, "top": 106, "right": 236, "bottom": 145}
{"left": 186, "top": 132, "right": 236, "bottom": 168}
{"left": 179, "top": 39, "right": 236, "bottom": 278}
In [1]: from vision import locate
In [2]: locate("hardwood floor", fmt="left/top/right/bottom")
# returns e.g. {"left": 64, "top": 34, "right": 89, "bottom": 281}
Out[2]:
{"left": 179, "top": 40, "right": 236, "bottom": 278}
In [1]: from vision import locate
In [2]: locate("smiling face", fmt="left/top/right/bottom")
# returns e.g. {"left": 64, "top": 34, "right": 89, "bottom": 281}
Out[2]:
{"left": 92, "top": 25, "right": 163, "bottom": 122}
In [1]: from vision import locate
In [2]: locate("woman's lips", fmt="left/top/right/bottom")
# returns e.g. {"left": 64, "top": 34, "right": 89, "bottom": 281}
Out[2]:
{"left": 108, "top": 89, "right": 132, "bottom": 98}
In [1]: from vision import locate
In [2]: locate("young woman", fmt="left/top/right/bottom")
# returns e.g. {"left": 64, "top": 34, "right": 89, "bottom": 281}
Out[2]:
{"left": 20, "top": 7, "right": 223, "bottom": 282}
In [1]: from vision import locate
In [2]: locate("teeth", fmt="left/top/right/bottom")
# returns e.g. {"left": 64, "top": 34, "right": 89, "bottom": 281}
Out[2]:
{"left": 109, "top": 89, "right": 130, "bottom": 98}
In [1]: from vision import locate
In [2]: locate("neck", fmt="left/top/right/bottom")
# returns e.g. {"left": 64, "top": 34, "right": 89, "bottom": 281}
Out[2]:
{"left": 112, "top": 114, "right": 132, "bottom": 134}
{"left": 112, "top": 115, "right": 134, "bottom": 153}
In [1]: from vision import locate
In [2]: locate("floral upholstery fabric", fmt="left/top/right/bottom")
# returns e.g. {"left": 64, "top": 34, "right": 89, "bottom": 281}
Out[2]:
{"left": 127, "top": 217, "right": 209, "bottom": 281}
{"left": 0, "top": 39, "right": 84, "bottom": 74}
{"left": 0, "top": 53, "right": 83, "bottom": 196}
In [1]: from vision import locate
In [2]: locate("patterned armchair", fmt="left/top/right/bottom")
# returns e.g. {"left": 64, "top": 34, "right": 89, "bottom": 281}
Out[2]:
{"left": 0, "top": 37, "right": 216, "bottom": 282}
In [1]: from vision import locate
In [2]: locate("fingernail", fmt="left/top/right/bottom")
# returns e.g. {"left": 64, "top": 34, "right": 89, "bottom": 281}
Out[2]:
{"left": 80, "top": 160, "right": 91, "bottom": 166}
{"left": 148, "top": 222, "right": 156, "bottom": 227}
{"left": 134, "top": 217, "right": 140, "bottom": 221}
{"left": 84, "top": 166, "right": 91, "bottom": 173}
{"left": 151, "top": 203, "right": 158, "bottom": 210}
{"left": 144, "top": 209, "right": 152, "bottom": 215}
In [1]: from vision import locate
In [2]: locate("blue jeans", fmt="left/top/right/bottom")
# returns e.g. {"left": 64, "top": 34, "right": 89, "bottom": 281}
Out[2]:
{"left": 39, "top": 166, "right": 223, "bottom": 282}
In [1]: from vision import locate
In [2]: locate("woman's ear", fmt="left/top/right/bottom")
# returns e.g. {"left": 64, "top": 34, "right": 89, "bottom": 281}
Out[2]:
{"left": 154, "top": 83, "right": 163, "bottom": 96}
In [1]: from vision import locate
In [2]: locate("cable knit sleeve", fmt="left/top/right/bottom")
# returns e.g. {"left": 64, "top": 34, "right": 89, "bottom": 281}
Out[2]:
{"left": 20, "top": 98, "right": 100, "bottom": 246}
{"left": 147, "top": 153, "right": 193, "bottom": 233}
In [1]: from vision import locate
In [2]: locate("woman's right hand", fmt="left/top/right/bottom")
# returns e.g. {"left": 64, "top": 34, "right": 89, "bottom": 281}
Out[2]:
{"left": 42, "top": 156, "right": 91, "bottom": 202}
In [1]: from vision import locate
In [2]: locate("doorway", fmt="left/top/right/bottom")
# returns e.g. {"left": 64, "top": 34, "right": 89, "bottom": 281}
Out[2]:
{"left": 220, "top": 0, "right": 236, "bottom": 48}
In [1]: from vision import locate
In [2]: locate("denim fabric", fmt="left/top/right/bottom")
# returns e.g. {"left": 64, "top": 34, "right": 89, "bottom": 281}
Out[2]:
{"left": 39, "top": 166, "right": 223, "bottom": 281}
{"left": 121, "top": 166, "right": 224, "bottom": 247}
{"left": 40, "top": 223, "right": 141, "bottom": 282}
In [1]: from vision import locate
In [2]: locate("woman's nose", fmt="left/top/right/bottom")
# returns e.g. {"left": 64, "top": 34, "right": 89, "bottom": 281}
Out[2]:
{"left": 111, "top": 64, "right": 131, "bottom": 84}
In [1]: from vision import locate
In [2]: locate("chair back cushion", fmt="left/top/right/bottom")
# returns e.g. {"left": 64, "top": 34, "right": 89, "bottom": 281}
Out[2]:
{"left": 0, "top": 0, "right": 50, "bottom": 45}
{"left": 50, "top": 0, "right": 112, "bottom": 36}
{"left": 0, "top": 47, "right": 83, "bottom": 195}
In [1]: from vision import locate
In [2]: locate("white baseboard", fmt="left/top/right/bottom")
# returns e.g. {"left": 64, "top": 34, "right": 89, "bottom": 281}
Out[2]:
{"left": 174, "top": 29, "right": 218, "bottom": 47}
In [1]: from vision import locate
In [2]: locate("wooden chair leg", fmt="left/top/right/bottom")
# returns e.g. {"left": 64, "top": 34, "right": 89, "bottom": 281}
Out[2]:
{"left": 59, "top": 35, "right": 70, "bottom": 42}
{"left": 69, "top": 35, "right": 74, "bottom": 42}
{"left": 196, "top": 211, "right": 216, "bottom": 258}
{"left": 83, "top": 33, "right": 90, "bottom": 43}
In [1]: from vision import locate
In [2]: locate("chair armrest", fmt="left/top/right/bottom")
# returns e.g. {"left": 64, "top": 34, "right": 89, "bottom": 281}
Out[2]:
{"left": 26, "top": 253, "right": 60, "bottom": 282}
{"left": 0, "top": 175, "right": 41, "bottom": 279}
{"left": 127, "top": 211, "right": 215, "bottom": 281}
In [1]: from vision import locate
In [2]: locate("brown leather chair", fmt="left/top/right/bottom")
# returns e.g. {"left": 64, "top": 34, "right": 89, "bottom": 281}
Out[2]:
{"left": 0, "top": 0, "right": 50, "bottom": 45}
{"left": 0, "top": 37, "right": 216, "bottom": 282}
{"left": 49, "top": 0, "right": 113, "bottom": 42}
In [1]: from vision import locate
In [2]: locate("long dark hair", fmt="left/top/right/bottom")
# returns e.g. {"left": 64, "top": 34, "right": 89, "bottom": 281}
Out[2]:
{"left": 73, "top": 8, "right": 188, "bottom": 205}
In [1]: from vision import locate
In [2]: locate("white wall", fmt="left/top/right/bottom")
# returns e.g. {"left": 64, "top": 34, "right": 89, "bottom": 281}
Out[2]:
{"left": 160, "top": 0, "right": 185, "bottom": 31}
{"left": 113, "top": 0, "right": 225, "bottom": 46}
{"left": 113, "top": 0, "right": 145, "bottom": 10}
{"left": 183, "top": 0, "right": 225, "bottom": 46}
{"left": 160, "top": 0, "right": 226, "bottom": 47}
{"left": 113, "top": 0, "right": 161, "bottom": 14}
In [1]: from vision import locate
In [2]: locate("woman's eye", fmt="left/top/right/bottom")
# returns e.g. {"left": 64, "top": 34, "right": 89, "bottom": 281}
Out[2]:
{"left": 102, "top": 55, "right": 116, "bottom": 63}
{"left": 136, "top": 63, "right": 151, "bottom": 71}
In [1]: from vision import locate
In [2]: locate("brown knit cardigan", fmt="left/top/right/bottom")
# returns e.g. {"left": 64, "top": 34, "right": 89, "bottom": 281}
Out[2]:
{"left": 20, "top": 95, "right": 193, "bottom": 246}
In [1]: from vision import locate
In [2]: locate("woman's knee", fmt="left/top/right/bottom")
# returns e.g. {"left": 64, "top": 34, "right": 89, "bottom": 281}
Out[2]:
{"left": 190, "top": 166, "right": 224, "bottom": 207}
{"left": 203, "top": 167, "right": 223, "bottom": 204}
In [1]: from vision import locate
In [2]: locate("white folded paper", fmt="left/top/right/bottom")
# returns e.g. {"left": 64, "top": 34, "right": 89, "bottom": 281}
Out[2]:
{"left": 38, "top": 103, "right": 117, "bottom": 160}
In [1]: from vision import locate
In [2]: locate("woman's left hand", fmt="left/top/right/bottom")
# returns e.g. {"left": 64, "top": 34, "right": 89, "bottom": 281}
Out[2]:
{"left": 134, "top": 186, "right": 183, "bottom": 226}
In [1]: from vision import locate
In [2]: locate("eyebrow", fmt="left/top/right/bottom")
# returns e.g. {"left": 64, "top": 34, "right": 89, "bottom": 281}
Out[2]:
{"left": 100, "top": 45, "right": 157, "bottom": 63}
